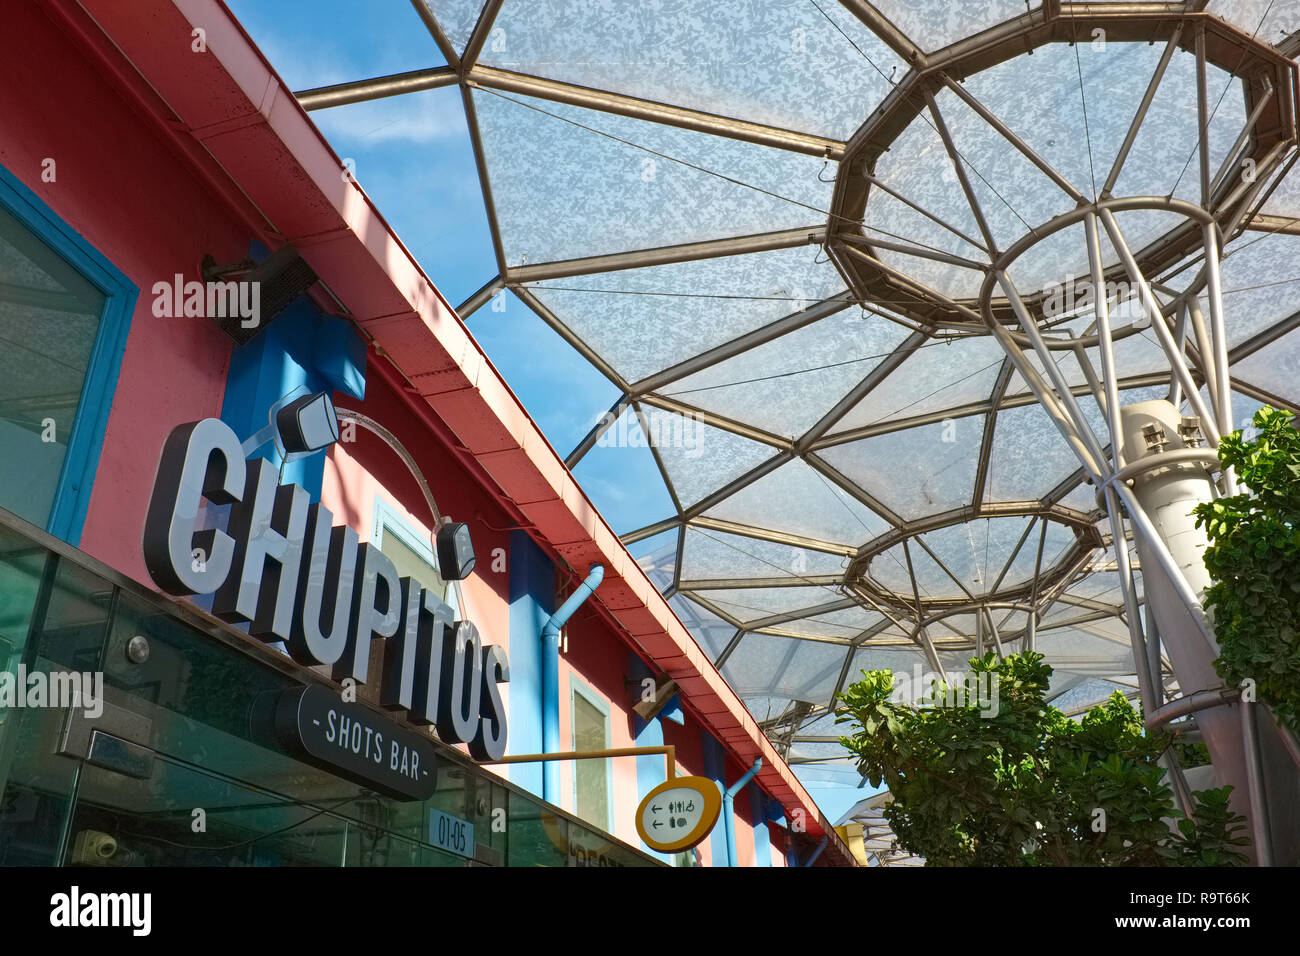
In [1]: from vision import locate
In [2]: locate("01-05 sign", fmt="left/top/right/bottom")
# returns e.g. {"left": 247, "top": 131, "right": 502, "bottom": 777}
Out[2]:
{"left": 635, "top": 776, "right": 721, "bottom": 853}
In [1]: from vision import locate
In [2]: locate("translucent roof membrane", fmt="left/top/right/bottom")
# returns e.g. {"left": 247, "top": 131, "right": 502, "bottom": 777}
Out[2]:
{"left": 1207, "top": 0, "right": 1300, "bottom": 41}
{"left": 703, "top": 458, "right": 889, "bottom": 546}
{"left": 649, "top": 411, "right": 780, "bottom": 509}
{"left": 722, "top": 632, "right": 848, "bottom": 705}
{"left": 663, "top": 309, "right": 912, "bottom": 437}
{"left": 868, "top": 517, "right": 1078, "bottom": 600}
{"left": 832, "top": 335, "right": 1006, "bottom": 429}
{"left": 819, "top": 418, "right": 982, "bottom": 520}
{"left": 473, "top": 90, "right": 832, "bottom": 264}
{"left": 481, "top": 0, "right": 905, "bottom": 138}
{"left": 1235, "top": 330, "right": 1300, "bottom": 401}
{"left": 525, "top": 246, "right": 844, "bottom": 382}
{"left": 701, "top": 586, "right": 849, "bottom": 623}
{"left": 669, "top": 594, "right": 736, "bottom": 659}
{"left": 758, "top": 606, "right": 882, "bottom": 640}
{"left": 251, "top": 0, "right": 1300, "bottom": 809}
{"left": 679, "top": 528, "right": 846, "bottom": 582}
{"left": 872, "top": 0, "right": 1030, "bottom": 52}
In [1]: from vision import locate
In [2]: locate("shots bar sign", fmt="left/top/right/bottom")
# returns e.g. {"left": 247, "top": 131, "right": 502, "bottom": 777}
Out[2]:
{"left": 275, "top": 684, "right": 439, "bottom": 800}
{"left": 142, "top": 418, "right": 510, "bottom": 795}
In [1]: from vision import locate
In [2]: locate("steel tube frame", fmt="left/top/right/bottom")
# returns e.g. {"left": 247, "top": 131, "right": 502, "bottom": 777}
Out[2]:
{"left": 508, "top": 226, "right": 825, "bottom": 283}
{"left": 295, "top": 67, "right": 458, "bottom": 110}
{"left": 861, "top": 173, "right": 985, "bottom": 250}
{"left": 469, "top": 65, "right": 846, "bottom": 159}
{"left": 1102, "top": 24, "right": 1183, "bottom": 196}
{"left": 1112, "top": 481, "right": 1219, "bottom": 652}
{"left": 1240, "top": 700, "right": 1274, "bottom": 866}
{"left": 1200, "top": 223, "right": 1239, "bottom": 494}
{"left": 939, "top": 73, "right": 1087, "bottom": 205}
{"left": 925, "top": 88, "right": 999, "bottom": 253}
{"left": 1186, "top": 297, "right": 1220, "bottom": 407}
{"left": 1144, "top": 687, "right": 1239, "bottom": 729}
{"left": 1168, "top": 301, "right": 1189, "bottom": 409}
{"left": 984, "top": 607, "right": 1005, "bottom": 659}
{"left": 997, "top": 271, "right": 1110, "bottom": 472}
{"left": 1208, "top": 80, "right": 1275, "bottom": 197}
{"left": 916, "top": 627, "right": 949, "bottom": 684}
{"left": 1098, "top": 210, "right": 1222, "bottom": 445}
{"left": 1143, "top": 600, "right": 1164, "bottom": 706}
{"left": 1085, "top": 210, "right": 1159, "bottom": 712}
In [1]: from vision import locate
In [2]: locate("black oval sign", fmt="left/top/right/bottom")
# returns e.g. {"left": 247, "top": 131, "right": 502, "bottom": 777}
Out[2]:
{"left": 275, "top": 685, "right": 440, "bottom": 800}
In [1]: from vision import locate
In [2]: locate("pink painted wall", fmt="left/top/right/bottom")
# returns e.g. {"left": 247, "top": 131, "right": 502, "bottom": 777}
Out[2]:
{"left": 0, "top": 0, "right": 248, "bottom": 582}
{"left": 557, "top": 605, "right": 640, "bottom": 847}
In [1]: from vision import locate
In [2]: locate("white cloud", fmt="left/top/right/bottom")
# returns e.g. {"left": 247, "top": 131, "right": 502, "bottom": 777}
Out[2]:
{"left": 315, "top": 99, "right": 463, "bottom": 145}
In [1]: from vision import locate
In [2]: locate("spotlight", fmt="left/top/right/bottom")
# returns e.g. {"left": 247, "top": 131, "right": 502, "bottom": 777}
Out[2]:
{"left": 436, "top": 521, "right": 476, "bottom": 580}
{"left": 276, "top": 391, "right": 340, "bottom": 455}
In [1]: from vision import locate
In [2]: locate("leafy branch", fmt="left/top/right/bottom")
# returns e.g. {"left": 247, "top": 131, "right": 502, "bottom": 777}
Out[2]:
{"left": 835, "top": 651, "right": 1249, "bottom": 866}
{"left": 1192, "top": 406, "right": 1300, "bottom": 733}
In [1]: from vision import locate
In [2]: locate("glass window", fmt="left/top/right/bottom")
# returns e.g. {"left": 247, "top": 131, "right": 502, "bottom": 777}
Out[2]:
{"left": 0, "top": 204, "right": 106, "bottom": 531}
{"left": 570, "top": 681, "right": 609, "bottom": 831}
{"left": 372, "top": 497, "right": 451, "bottom": 606}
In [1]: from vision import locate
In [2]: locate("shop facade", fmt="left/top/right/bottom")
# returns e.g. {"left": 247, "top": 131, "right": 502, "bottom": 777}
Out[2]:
{"left": 0, "top": 0, "right": 851, "bottom": 866}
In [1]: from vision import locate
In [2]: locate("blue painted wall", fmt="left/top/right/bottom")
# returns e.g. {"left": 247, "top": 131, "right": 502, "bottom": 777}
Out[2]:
{"left": 219, "top": 297, "right": 365, "bottom": 500}
{"left": 701, "top": 731, "right": 729, "bottom": 866}
{"left": 507, "top": 529, "right": 552, "bottom": 797}
{"left": 749, "top": 780, "right": 773, "bottom": 866}
{"left": 629, "top": 653, "right": 672, "bottom": 864}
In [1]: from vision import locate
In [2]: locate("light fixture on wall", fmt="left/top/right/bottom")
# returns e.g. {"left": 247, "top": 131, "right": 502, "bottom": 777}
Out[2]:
{"left": 334, "top": 406, "right": 478, "bottom": 601}
{"left": 436, "top": 521, "right": 476, "bottom": 581}
{"left": 633, "top": 677, "right": 680, "bottom": 722}
{"left": 241, "top": 386, "right": 340, "bottom": 477}
{"left": 275, "top": 391, "right": 340, "bottom": 454}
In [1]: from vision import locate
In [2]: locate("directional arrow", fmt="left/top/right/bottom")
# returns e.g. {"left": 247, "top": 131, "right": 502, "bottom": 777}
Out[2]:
{"left": 651, "top": 804, "right": 661, "bottom": 813}
{"left": 652, "top": 820, "right": 662, "bottom": 829}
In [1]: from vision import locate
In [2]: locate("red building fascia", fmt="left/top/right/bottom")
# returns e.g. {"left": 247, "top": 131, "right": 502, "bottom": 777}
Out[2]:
{"left": 38, "top": 0, "right": 854, "bottom": 864}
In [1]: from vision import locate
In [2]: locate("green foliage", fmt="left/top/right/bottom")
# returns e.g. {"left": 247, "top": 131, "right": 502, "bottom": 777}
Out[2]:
{"left": 835, "top": 651, "right": 1249, "bottom": 866}
{"left": 1192, "top": 406, "right": 1300, "bottom": 733}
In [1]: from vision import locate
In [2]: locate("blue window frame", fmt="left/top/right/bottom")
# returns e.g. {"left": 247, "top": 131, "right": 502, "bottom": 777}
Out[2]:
{"left": 0, "top": 163, "right": 136, "bottom": 545}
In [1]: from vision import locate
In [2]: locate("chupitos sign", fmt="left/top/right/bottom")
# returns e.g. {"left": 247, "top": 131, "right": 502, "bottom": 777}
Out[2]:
{"left": 142, "top": 418, "right": 510, "bottom": 788}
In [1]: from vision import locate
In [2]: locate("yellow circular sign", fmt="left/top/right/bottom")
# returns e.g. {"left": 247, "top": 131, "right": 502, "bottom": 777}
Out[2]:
{"left": 635, "top": 776, "right": 722, "bottom": 853}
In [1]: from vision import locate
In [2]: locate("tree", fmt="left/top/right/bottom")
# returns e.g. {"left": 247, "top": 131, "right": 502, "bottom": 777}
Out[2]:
{"left": 835, "top": 651, "right": 1249, "bottom": 866}
{"left": 1192, "top": 405, "right": 1300, "bottom": 733}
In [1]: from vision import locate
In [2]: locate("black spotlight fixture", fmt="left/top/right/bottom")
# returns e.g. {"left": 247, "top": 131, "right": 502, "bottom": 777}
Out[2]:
{"left": 436, "top": 521, "right": 476, "bottom": 581}
{"left": 275, "top": 391, "right": 341, "bottom": 455}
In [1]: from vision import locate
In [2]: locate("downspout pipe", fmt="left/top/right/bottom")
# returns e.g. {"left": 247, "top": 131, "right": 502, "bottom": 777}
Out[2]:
{"left": 723, "top": 758, "right": 762, "bottom": 867}
{"left": 803, "top": 835, "right": 829, "bottom": 867}
{"left": 541, "top": 564, "right": 603, "bottom": 803}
